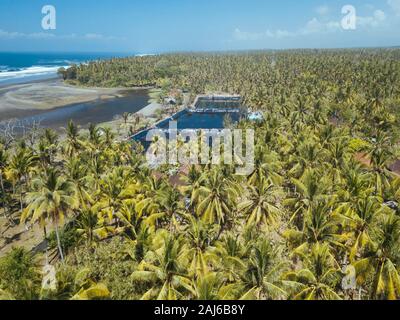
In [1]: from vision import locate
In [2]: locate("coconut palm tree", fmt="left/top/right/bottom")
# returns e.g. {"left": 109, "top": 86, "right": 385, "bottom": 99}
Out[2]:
{"left": 354, "top": 213, "right": 400, "bottom": 300}
{"left": 155, "top": 186, "right": 184, "bottom": 231}
{"left": 131, "top": 232, "right": 193, "bottom": 300}
{"left": 191, "top": 272, "right": 232, "bottom": 300}
{"left": 184, "top": 215, "right": 219, "bottom": 277}
{"left": 6, "top": 147, "right": 38, "bottom": 215}
{"left": 0, "top": 147, "right": 9, "bottom": 219}
{"left": 285, "top": 243, "right": 342, "bottom": 300}
{"left": 76, "top": 207, "right": 116, "bottom": 246}
{"left": 366, "top": 131, "right": 394, "bottom": 196}
{"left": 285, "top": 169, "right": 330, "bottom": 227}
{"left": 65, "top": 157, "right": 93, "bottom": 209}
{"left": 1, "top": 49, "right": 400, "bottom": 300}
{"left": 192, "top": 168, "right": 239, "bottom": 225}
{"left": 238, "top": 177, "right": 281, "bottom": 227}
{"left": 339, "top": 196, "right": 383, "bottom": 262}
{"left": 64, "top": 120, "right": 81, "bottom": 156}
{"left": 22, "top": 169, "right": 78, "bottom": 261}
{"left": 122, "top": 112, "right": 131, "bottom": 126}
{"left": 238, "top": 239, "right": 287, "bottom": 300}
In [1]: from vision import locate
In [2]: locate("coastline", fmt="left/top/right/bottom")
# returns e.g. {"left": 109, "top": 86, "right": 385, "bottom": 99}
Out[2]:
{"left": 0, "top": 78, "right": 142, "bottom": 114}
{"left": 0, "top": 77, "right": 160, "bottom": 133}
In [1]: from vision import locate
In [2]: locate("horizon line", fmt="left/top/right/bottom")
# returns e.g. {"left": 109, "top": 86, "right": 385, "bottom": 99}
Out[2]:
{"left": 1, "top": 45, "right": 400, "bottom": 55}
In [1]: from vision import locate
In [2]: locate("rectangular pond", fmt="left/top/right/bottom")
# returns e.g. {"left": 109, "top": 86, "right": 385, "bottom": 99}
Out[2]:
{"left": 132, "top": 109, "right": 242, "bottom": 145}
{"left": 132, "top": 94, "right": 246, "bottom": 149}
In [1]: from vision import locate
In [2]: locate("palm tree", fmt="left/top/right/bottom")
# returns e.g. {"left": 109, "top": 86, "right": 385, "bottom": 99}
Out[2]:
{"left": 238, "top": 177, "right": 281, "bottom": 227}
{"left": 6, "top": 147, "right": 38, "bottom": 215}
{"left": 285, "top": 243, "right": 342, "bottom": 300}
{"left": 64, "top": 120, "right": 81, "bottom": 156}
{"left": 22, "top": 169, "right": 78, "bottom": 261}
{"left": 155, "top": 186, "right": 183, "bottom": 231}
{"left": 326, "top": 137, "right": 350, "bottom": 183}
{"left": 285, "top": 200, "right": 343, "bottom": 254}
{"left": 122, "top": 112, "right": 131, "bottom": 126}
{"left": 88, "top": 123, "right": 102, "bottom": 148}
{"left": 247, "top": 147, "right": 282, "bottom": 186}
{"left": 0, "top": 147, "right": 9, "bottom": 219}
{"left": 285, "top": 169, "right": 330, "bottom": 227}
{"left": 192, "top": 168, "right": 238, "bottom": 225}
{"left": 213, "top": 233, "right": 248, "bottom": 283}
{"left": 191, "top": 272, "right": 228, "bottom": 300}
{"left": 102, "top": 127, "right": 115, "bottom": 147}
{"left": 65, "top": 157, "right": 93, "bottom": 209}
{"left": 131, "top": 232, "right": 193, "bottom": 300}
{"left": 338, "top": 163, "right": 372, "bottom": 201}
{"left": 41, "top": 129, "right": 58, "bottom": 165}
{"left": 44, "top": 267, "right": 110, "bottom": 300}
{"left": 76, "top": 207, "right": 115, "bottom": 246}
{"left": 354, "top": 213, "right": 400, "bottom": 300}
{"left": 184, "top": 215, "right": 219, "bottom": 277}
{"left": 339, "top": 196, "right": 382, "bottom": 262}
{"left": 289, "top": 140, "right": 324, "bottom": 177}
{"left": 95, "top": 167, "right": 138, "bottom": 224}
{"left": 238, "top": 239, "right": 287, "bottom": 300}
{"left": 365, "top": 131, "right": 394, "bottom": 195}
{"left": 0, "top": 247, "right": 40, "bottom": 300}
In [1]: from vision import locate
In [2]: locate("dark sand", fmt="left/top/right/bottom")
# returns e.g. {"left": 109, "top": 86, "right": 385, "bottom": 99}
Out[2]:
{"left": 0, "top": 79, "right": 150, "bottom": 129}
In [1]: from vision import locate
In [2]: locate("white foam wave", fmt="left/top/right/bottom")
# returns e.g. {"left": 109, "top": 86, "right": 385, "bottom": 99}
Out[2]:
{"left": 0, "top": 65, "right": 68, "bottom": 81}
{"left": 135, "top": 53, "right": 155, "bottom": 57}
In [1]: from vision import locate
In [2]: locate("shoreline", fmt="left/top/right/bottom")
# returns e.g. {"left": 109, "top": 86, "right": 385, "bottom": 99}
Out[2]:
{"left": 0, "top": 78, "right": 156, "bottom": 121}
{"left": 0, "top": 79, "right": 135, "bottom": 113}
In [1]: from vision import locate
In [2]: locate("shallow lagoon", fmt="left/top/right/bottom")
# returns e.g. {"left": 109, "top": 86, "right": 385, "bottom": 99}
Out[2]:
{"left": 4, "top": 89, "right": 149, "bottom": 130}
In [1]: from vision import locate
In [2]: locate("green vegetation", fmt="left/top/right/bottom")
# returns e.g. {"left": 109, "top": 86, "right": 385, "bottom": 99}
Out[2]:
{"left": 1, "top": 49, "right": 400, "bottom": 300}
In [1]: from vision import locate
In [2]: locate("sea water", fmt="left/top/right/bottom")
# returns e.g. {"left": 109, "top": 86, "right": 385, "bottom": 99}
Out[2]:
{"left": 0, "top": 52, "right": 131, "bottom": 86}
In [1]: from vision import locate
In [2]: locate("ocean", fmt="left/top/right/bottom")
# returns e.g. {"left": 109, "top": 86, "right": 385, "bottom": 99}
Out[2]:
{"left": 0, "top": 52, "right": 152, "bottom": 129}
{"left": 0, "top": 52, "right": 133, "bottom": 86}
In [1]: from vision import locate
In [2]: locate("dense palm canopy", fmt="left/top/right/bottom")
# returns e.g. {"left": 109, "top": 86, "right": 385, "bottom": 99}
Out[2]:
{"left": 1, "top": 49, "right": 400, "bottom": 300}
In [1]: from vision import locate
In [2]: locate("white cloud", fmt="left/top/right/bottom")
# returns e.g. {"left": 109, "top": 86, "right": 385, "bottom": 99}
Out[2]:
{"left": 275, "top": 29, "right": 295, "bottom": 38}
{"left": 0, "top": 29, "right": 24, "bottom": 39}
{"left": 233, "top": 7, "right": 388, "bottom": 42}
{"left": 28, "top": 33, "right": 56, "bottom": 39}
{"left": 234, "top": 18, "right": 340, "bottom": 41}
{"left": 388, "top": 0, "right": 400, "bottom": 15}
{"left": 85, "top": 33, "right": 103, "bottom": 39}
{"left": 0, "top": 29, "right": 58, "bottom": 39}
{"left": 233, "top": 28, "right": 264, "bottom": 41}
{"left": 316, "top": 5, "right": 330, "bottom": 16}
{"left": 84, "top": 33, "right": 119, "bottom": 40}
{"left": 357, "top": 10, "right": 386, "bottom": 28}
{"left": 365, "top": 4, "right": 375, "bottom": 11}
{"left": 299, "top": 17, "right": 341, "bottom": 35}
{"left": 0, "top": 29, "right": 122, "bottom": 41}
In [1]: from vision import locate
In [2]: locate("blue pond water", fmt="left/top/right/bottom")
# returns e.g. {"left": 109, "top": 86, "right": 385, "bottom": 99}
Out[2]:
{"left": 133, "top": 109, "right": 242, "bottom": 145}
{"left": 159, "top": 110, "right": 240, "bottom": 130}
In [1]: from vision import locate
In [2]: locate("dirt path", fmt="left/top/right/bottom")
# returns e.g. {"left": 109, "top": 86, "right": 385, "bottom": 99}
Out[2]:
{"left": 0, "top": 214, "right": 48, "bottom": 257}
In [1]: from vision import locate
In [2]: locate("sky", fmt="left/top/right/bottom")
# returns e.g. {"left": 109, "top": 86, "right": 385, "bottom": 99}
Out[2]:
{"left": 0, "top": 0, "right": 400, "bottom": 53}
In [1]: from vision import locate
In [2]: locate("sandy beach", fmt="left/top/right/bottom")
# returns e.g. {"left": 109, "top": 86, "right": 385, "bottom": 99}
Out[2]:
{"left": 0, "top": 78, "right": 158, "bottom": 131}
{"left": 0, "top": 79, "right": 130, "bottom": 114}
